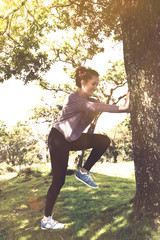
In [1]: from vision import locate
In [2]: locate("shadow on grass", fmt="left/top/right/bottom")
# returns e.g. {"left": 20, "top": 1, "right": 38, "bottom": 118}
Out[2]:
{"left": 0, "top": 171, "right": 158, "bottom": 240}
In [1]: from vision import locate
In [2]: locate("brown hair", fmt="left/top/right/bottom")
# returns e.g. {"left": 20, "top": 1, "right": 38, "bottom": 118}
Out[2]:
{"left": 75, "top": 66, "right": 99, "bottom": 88}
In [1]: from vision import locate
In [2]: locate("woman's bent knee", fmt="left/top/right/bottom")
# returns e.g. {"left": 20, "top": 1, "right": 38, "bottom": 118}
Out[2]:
{"left": 101, "top": 135, "right": 110, "bottom": 149}
{"left": 105, "top": 135, "right": 111, "bottom": 146}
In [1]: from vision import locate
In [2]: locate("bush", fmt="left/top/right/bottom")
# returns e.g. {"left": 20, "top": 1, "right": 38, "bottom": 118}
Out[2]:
{"left": 0, "top": 168, "right": 5, "bottom": 175}
{"left": 18, "top": 168, "right": 42, "bottom": 181}
{"left": 6, "top": 166, "right": 15, "bottom": 173}
{"left": 19, "top": 167, "right": 34, "bottom": 175}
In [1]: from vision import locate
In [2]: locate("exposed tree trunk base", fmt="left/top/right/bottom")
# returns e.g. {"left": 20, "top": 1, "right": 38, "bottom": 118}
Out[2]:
{"left": 129, "top": 196, "right": 135, "bottom": 204}
{"left": 130, "top": 195, "right": 160, "bottom": 223}
{"left": 131, "top": 212, "right": 160, "bottom": 232}
{"left": 128, "top": 195, "right": 160, "bottom": 227}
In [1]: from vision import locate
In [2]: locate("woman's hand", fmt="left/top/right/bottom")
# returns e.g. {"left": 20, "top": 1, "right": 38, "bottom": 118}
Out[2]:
{"left": 118, "top": 91, "right": 130, "bottom": 112}
{"left": 124, "top": 91, "right": 130, "bottom": 110}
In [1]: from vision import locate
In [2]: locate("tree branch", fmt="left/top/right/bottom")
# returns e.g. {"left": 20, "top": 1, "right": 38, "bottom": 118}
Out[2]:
{"left": 2, "top": 0, "right": 27, "bottom": 19}
{"left": 7, "top": 33, "right": 22, "bottom": 46}
{"left": 0, "top": 1, "right": 28, "bottom": 37}
{"left": 0, "top": 17, "right": 9, "bottom": 35}
{"left": 99, "top": 80, "right": 127, "bottom": 103}
{"left": 113, "top": 94, "right": 126, "bottom": 104}
{"left": 24, "top": 3, "right": 39, "bottom": 29}
{"left": 50, "top": 0, "right": 79, "bottom": 9}
{"left": 39, "top": 82, "right": 74, "bottom": 94}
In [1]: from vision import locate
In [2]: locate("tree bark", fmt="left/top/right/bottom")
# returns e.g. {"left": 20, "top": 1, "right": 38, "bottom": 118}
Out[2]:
{"left": 120, "top": 0, "right": 160, "bottom": 219}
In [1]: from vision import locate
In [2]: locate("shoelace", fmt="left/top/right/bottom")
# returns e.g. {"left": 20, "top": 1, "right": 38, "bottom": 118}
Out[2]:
{"left": 48, "top": 217, "right": 58, "bottom": 227}
{"left": 87, "top": 172, "right": 96, "bottom": 181}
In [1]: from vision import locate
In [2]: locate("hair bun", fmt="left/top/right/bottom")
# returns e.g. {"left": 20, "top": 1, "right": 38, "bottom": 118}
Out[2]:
{"left": 75, "top": 66, "right": 99, "bottom": 88}
{"left": 77, "top": 67, "right": 87, "bottom": 78}
{"left": 78, "top": 70, "right": 87, "bottom": 79}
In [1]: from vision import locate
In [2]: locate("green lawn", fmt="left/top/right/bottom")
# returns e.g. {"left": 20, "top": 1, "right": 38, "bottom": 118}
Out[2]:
{"left": 0, "top": 166, "right": 159, "bottom": 240}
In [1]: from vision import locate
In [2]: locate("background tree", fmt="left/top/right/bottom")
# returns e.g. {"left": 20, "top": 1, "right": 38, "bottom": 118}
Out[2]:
{"left": 104, "top": 117, "right": 133, "bottom": 163}
{"left": 0, "top": 122, "right": 39, "bottom": 172}
{"left": 0, "top": 121, "right": 8, "bottom": 163}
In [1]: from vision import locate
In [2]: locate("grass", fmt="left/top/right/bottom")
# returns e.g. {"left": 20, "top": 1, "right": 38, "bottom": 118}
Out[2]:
{"left": 0, "top": 164, "right": 159, "bottom": 240}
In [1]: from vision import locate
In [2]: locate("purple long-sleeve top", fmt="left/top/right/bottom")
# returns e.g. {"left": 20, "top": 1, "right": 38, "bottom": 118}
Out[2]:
{"left": 54, "top": 91, "right": 127, "bottom": 142}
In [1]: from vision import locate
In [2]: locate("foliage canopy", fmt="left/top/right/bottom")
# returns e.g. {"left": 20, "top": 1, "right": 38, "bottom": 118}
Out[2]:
{"left": 0, "top": 0, "right": 122, "bottom": 83}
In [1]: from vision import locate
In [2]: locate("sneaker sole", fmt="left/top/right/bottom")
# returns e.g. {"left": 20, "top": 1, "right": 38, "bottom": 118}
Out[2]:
{"left": 41, "top": 227, "right": 47, "bottom": 230}
{"left": 75, "top": 175, "right": 98, "bottom": 189}
{"left": 41, "top": 226, "right": 64, "bottom": 230}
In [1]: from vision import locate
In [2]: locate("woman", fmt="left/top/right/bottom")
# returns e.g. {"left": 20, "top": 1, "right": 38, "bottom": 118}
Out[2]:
{"left": 41, "top": 66, "right": 130, "bottom": 230}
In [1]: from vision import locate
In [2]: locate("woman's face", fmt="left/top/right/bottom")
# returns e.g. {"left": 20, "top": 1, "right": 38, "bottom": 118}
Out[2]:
{"left": 81, "top": 76, "right": 99, "bottom": 97}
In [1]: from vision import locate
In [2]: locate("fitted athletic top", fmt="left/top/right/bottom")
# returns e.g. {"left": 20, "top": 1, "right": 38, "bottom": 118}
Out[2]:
{"left": 53, "top": 91, "right": 127, "bottom": 142}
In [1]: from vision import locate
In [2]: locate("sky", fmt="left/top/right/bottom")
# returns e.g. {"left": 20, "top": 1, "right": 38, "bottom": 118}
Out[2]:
{"left": 0, "top": 40, "right": 128, "bottom": 134}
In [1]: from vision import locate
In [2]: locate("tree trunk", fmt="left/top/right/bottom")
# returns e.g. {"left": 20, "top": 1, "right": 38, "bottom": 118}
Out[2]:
{"left": 77, "top": 151, "right": 85, "bottom": 168}
{"left": 120, "top": 0, "right": 160, "bottom": 219}
{"left": 113, "top": 150, "right": 118, "bottom": 163}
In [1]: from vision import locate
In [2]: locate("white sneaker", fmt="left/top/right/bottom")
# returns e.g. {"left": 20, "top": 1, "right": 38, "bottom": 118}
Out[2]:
{"left": 41, "top": 216, "right": 65, "bottom": 230}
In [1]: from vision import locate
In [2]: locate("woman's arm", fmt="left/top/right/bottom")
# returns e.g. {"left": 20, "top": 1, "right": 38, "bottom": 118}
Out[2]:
{"left": 87, "top": 91, "right": 130, "bottom": 113}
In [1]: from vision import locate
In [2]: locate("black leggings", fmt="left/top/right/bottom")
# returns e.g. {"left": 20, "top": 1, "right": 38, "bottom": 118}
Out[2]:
{"left": 45, "top": 127, "right": 110, "bottom": 217}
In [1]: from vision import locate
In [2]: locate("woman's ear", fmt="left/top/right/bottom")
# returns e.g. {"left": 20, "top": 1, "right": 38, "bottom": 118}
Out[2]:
{"left": 81, "top": 79, "right": 85, "bottom": 87}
